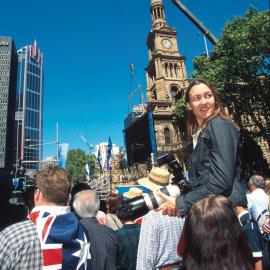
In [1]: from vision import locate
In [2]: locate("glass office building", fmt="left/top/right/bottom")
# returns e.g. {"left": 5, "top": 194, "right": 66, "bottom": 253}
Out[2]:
{"left": 0, "top": 36, "right": 18, "bottom": 170}
{"left": 15, "top": 39, "right": 43, "bottom": 171}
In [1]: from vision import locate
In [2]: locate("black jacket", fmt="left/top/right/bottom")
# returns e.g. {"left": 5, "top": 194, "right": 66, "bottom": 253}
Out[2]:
{"left": 176, "top": 116, "right": 247, "bottom": 216}
{"left": 80, "top": 217, "right": 118, "bottom": 270}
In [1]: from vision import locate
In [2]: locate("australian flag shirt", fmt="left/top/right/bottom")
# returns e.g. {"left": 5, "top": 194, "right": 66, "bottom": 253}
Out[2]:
{"left": 29, "top": 206, "right": 91, "bottom": 270}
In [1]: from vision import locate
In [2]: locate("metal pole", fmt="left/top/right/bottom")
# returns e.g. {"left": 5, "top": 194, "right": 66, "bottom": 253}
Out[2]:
{"left": 203, "top": 35, "right": 209, "bottom": 58}
{"left": 172, "top": 0, "right": 218, "bottom": 45}
{"left": 56, "top": 122, "right": 59, "bottom": 166}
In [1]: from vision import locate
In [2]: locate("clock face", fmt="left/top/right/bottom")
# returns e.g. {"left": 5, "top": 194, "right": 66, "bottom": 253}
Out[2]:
{"left": 161, "top": 38, "right": 172, "bottom": 49}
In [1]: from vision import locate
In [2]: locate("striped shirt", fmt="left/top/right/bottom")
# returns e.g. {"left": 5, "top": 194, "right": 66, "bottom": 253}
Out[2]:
{"left": 136, "top": 211, "right": 185, "bottom": 270}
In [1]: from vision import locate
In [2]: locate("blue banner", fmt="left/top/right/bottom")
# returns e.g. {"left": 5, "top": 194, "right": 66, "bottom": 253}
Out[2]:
{"left": 107, "top": 137, "right": 112, "bottom": 171}
{"left": 97, "top": 146, "right": 103, "bottom": 173}
{"left": 148, "top": 111, "right": 157, "bottom": 156}
{"left": 58, "top": 143, "right": 69, "bottom": 168}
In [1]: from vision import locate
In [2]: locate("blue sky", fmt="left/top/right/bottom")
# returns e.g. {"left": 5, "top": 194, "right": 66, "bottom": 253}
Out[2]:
{"left": 1, "top": 0, "right": 268, "bottom": 158}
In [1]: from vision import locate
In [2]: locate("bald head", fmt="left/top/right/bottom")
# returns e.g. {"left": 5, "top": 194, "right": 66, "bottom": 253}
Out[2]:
{"left": 73, "top": 190, "right": 100, "bottom": 218}
{"left": 248, "top": 175, "right": 266, "bottom": 191}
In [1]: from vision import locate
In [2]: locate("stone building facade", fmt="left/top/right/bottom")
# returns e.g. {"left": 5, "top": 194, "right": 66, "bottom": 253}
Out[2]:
{"left": 145, "top": 0, "right": 189, "bottom": 157}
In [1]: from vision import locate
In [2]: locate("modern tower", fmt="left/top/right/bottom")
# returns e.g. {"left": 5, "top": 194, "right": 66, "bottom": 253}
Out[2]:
{"left": 14, "top": 39, "right": 43, "bottom": 172}
{"left": 0, "top": 36, "right": 18, "bottom": 170}
{"left": 145, "top": 0, "right": 189, "bottom": 155}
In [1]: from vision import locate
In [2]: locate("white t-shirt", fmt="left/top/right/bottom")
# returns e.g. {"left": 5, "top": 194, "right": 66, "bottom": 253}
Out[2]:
{"left": 247, "top": 188, "right": 269, "bottom": 211}
{"left": 247, "top": 188, "right": 269, "bottom": 231}
{"left": 192, "top": 129, "right": 201, "bottom": 149}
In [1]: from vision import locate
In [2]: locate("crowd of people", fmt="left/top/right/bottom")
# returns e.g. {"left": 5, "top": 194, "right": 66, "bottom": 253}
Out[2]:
{"left": 0, "top": 78, "right": 269, "bottom": 270}
{"left": 0, "top": 167, "right": 269, "bottom": 270}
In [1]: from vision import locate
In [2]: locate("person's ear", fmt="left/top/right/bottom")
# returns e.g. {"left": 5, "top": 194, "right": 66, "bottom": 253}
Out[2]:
{"left": 186, "top": 102, "right": 192, "bottom": 111}
{"left": 34, "top": 188, "right": 42, "bottom": 205}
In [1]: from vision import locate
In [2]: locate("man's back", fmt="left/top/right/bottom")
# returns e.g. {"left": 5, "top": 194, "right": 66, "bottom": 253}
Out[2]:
{"left": 116, "top": 223, "right": 141, "bottom": 270}
{"left": 248, "top": 188, "right": 269, "bottom": 211}
{"left": 0, "top": 219, "right": 42, "bottom": 270}
{"left": 248, "top": 175, "right": 269, "bottom": 211}
{"left": 136, "top": 210, "right": 185, "bottom": 270}
{"left": 29, "top": 206, "right": 91, "bottom": 270}
{"left": 80, "top": 217, "right": 118, "bottom": 270}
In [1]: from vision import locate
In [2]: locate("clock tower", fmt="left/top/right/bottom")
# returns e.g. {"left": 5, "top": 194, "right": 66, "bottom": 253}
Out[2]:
{"left": 146, "top": 0, "right": 189, "bottom": 156}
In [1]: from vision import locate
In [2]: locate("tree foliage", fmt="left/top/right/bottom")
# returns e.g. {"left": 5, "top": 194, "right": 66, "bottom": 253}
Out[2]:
{"left": 174, "top": 7, "right": 270, "bottom": 176}
{"left": 173, "top": 97, "right": 187, "bottom": 132}
{"left": 87, "top": 154, "right": 99, "bottom": 178}
{"left": 192, "top": 7, "right": 270, "bottom": 143}
{"left": 66, "top": 149, "right": 88, "bottom": 184}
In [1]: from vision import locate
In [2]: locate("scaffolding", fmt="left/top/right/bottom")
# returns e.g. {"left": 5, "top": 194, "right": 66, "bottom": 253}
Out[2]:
{"left": 87, "top": 175, "right": 111, "bottom": 200}
{"left": 128, "top": 63, "right": 146, "bottom": 113}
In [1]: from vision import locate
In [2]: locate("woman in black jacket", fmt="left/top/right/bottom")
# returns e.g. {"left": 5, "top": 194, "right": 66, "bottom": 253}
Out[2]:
{"left": 157, "top": 79, "right": 247, "bottom": 216}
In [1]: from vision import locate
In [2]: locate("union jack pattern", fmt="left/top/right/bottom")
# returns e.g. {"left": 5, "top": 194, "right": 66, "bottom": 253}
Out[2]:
{"left": 29, "top": 206, "right": 92, "bottom": 270}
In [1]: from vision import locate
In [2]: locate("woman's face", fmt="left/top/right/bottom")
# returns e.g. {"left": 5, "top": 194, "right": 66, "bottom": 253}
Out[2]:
{"left": 187, "top": 83, "right": 216, "bottom": 125}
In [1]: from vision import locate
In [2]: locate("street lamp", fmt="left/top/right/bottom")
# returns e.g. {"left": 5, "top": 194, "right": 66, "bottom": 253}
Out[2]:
{"left": 23, "top": 140, "right": 59, "bottom": 169}
{"left": 18, "top": 123, "right": 59, "bottom": 173}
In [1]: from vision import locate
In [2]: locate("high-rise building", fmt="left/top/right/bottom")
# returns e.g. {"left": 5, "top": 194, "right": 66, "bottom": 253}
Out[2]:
{"left": 145, "top": 0, "right": 189, "bottom": 156}
{"left": 14, "top": 39, "right": 43, "bottom": 172}
{"left": 0, "top": 36, "right": 18, "bottom": 170}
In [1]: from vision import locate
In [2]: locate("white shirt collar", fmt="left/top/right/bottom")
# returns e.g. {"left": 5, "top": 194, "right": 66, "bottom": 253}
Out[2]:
{"left": 31, "top": 205, "right": 70, "bottom": 215}
{"left": 192, "top": 129, "right": 201, "bottom": 149}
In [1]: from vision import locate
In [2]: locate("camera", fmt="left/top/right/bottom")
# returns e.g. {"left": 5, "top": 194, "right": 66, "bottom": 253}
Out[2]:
{"left": 155, "top": 153, "right": 190, "bottom": 194}
{"left": 10, "top": 176, "right": 36, "bottom": 206}
{"left": 125, "top": 153, "right": 189, "bottom": 219}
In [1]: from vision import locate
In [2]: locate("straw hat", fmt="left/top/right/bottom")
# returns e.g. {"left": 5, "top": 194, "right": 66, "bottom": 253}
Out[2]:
{"left": 138, "top": 167, "right": 170, "bottom": 191}
{"left": 123, "top": 187, "right": 143, "bottom": 199}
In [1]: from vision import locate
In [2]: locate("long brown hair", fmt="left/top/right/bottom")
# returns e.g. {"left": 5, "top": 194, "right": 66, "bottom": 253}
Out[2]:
{"left": 185, "top": 79, "right": 237, "bottom": 136}
{"left": 182, "top": 195, "right": 254, "bottom": 270}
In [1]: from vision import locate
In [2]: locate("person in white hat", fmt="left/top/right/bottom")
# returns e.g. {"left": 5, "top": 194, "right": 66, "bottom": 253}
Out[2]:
{"left": 123, "top": 187, "right": 143, "bottom": 199}
{"left": 137, "top": 167, "right": 170, "bottom": 192}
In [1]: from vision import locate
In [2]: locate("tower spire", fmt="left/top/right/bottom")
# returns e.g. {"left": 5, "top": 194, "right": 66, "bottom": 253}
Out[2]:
{"left": 32, "top": 38, "right": 37, "bottom": 57}
{"left": 150, "top": 0, "right": 167, "bottom": 29}
{"left": 30, "top": 37, "right": 41, "bottom": 62}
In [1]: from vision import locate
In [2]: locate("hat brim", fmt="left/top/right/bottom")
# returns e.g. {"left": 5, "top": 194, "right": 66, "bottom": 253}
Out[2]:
{"left": 137, "top": 177, "right": 163, "bottom": 192}
{"left": 123, "top": 192, "right": 142, "bottom": 199}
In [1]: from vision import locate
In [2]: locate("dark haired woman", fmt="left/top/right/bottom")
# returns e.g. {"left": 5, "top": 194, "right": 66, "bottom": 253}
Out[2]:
{"left": 115, "top": 202, "right": 141, "bottom": 270}
{"left": 182, "top": 195, "right": 253, "bottom": 270}
{"left": 157, "top": 79, "right": 247, "bottom": 216}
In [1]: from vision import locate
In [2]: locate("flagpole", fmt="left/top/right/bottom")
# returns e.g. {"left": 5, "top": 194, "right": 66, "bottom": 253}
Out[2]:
{"left": 56, "top": 122, "right": 59, "bottom": 165}
{"left": 107, "top": 136, "right": 113, "bottom": 190}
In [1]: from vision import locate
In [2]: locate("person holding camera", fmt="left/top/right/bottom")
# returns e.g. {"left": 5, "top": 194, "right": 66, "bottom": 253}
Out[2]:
{"left": 155, "top": 79, "right": 270, "bottom": 269}
{"left": 157, "top": 78, "right": 247, "bottom": 216}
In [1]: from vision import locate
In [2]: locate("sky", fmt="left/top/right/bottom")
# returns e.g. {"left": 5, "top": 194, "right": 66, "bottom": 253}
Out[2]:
{"left": 1, "top": 0, "right": 268, "bottom": 158}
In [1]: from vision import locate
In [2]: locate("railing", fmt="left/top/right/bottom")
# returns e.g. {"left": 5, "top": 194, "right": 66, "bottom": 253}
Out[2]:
{"left": 87, "top": 175, "right": 111, "bottom": 200}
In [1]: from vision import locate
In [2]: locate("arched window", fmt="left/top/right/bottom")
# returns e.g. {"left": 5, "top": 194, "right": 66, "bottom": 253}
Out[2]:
{"left": 170, "top": 86, "right": 178, "bottom": 103}
{"left": 164, "top": 127, "right": 171, "bottom": 144}
{"left": 152, "top": 88, "right": 157, "bottom": 99}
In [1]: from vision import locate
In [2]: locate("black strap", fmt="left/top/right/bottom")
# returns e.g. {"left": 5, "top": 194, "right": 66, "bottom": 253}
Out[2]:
{"left": 148, "top": 192, "right": 159, "bottom": 209}
{"left": 257, "top": 209, "right": 268, "bottom": 223}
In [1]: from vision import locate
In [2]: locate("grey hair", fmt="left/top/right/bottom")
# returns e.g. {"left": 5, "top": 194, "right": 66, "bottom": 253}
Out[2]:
{"left": 249, "top": 175, "right": 266, "bottom": 190}
{"left": 73, "top": 190, "right": 100, "bottom": 218}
